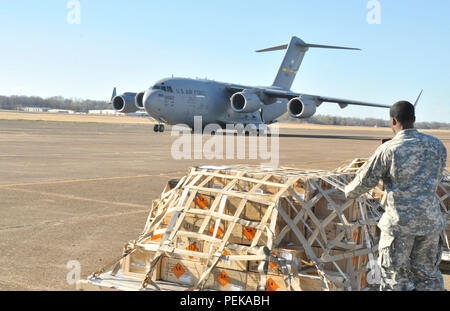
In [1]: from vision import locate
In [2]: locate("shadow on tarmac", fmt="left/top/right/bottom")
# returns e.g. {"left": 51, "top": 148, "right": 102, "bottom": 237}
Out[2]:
{"left": 277, "top": 133, "right": 381, "bottom": 141}
{"left": 188, "top": 131, "right": 381, "bottom": 141}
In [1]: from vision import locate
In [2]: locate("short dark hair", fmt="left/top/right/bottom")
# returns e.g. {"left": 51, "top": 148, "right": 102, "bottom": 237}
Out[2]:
{"left": 390, "top": 101, "right": 415, "bottom": 125}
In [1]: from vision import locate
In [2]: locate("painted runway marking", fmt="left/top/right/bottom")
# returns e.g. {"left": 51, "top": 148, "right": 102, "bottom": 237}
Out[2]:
{"left": 0, "top": 151, "right": 169, "bottom": 157}
{"left": 0, "top": 209, "right": 148, "bottom": 233}
{"left": 6, "top": 187, "right": 150, "bottom": 209}
{"left": 0, "top": 172, "right": 185, "bottom": 189}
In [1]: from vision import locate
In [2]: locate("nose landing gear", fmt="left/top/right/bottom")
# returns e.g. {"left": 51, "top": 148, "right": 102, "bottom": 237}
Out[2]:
{"left": 153, "top": 124, "right": 165, "bottom": 132}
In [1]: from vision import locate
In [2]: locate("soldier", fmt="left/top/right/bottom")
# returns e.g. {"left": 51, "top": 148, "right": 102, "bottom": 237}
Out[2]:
{"left": 345, "top": 101, "right": 447, "bottom": 291}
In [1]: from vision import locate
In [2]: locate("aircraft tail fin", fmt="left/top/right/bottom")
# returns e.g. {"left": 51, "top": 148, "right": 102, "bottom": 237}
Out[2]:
{"left": 256, "top": 36, "right": 360, "bottom": 90}
{"left": 111, "top": 87, "right": 117, "bottom": 102}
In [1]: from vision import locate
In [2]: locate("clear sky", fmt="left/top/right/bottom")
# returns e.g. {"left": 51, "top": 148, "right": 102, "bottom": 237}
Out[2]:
{"left": 0, "top": 0, "right": 449, "bottom": 122}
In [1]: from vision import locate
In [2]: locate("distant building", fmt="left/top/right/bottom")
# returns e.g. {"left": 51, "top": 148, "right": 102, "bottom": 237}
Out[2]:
{"left": 88, "top": 109, "right": 123, "bottom": 116}
{"left": 23, "top": 107, "right": 50, "bottom": 113}
{"left": 126, "top": 111, "right": 148, "bottom": 117}
{"left": 48, "top": 109, "right": 75, "bottom": 114}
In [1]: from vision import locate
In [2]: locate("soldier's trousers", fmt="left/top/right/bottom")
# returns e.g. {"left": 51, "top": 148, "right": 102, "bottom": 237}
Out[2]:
{"left": 378, "top": 230, "right": 444, "bottom": 291}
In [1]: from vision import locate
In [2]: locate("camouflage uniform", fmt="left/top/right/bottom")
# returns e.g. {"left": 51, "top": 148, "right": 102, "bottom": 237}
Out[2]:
{"left": 345, "top": 128, "right": 447, "bottom": 291}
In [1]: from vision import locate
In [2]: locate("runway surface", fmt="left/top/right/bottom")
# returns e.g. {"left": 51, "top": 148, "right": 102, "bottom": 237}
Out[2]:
{"left": 0, "top": 119, "right": 449, "bottom": 290}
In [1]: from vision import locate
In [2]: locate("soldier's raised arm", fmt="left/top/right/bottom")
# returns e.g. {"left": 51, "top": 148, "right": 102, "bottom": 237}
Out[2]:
{"left": 344, "top": 146, "right": 389, "bottom": 199}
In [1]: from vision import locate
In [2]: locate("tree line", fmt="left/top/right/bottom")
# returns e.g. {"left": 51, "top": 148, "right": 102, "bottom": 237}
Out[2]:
{"left": 278, "top": 112, "right": 450, "bottom": 130}
{"left": 0, "top": 95, "right": 110, "bottom": 113}
{"left": 0, "top": 94, "right": 448, "bottom": 129}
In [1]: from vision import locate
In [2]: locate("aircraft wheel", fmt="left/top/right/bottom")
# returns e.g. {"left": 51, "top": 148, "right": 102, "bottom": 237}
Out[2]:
{"left": 257, "top": 128, "right": 269, "bottom": 136}
{"left": 153, "top": 124, "right": 159, "bottom": 132}
{"left": 245, "top": 130, "right": 258, "bottom": 136}
{"left": 159, "top": 125, "right": 165, "bottom": 132}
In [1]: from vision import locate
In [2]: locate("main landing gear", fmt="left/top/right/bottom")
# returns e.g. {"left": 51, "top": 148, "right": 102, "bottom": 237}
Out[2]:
{"left": 242, "top": 128, "right": 270, "bottom": 136}
{"left": 153, "top": 124, "right": 165, "bottom": 132}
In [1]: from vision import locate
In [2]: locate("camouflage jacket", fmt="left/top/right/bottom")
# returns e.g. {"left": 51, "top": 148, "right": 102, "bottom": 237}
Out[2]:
{"left": 345, "top": 128, "right": 447, "bottom": 235}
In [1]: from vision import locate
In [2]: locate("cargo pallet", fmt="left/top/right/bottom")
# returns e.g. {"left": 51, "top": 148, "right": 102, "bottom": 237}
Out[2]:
{"left": 78, "top": 159, "right": 449, "bottom": 291}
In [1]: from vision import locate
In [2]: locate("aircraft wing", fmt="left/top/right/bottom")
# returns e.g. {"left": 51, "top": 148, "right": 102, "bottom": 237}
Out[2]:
{"left": 225, "top": 85, "right": 390, "bottom": 109}
{"left": 262, "top": 88, "right": 391, "bottom": 109}
{"left": 224, "top": 83, "right": 251, "bottom": 93}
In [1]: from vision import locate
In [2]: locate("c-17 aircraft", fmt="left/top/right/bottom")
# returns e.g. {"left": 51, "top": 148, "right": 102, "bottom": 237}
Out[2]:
{"left": 110, "top": 36, "right": 392, "bottom": 133}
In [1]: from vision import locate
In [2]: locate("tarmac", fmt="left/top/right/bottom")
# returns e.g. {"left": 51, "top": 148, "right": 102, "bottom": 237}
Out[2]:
{"left": 0, "top": 118, "right": 449, "bottom": 290}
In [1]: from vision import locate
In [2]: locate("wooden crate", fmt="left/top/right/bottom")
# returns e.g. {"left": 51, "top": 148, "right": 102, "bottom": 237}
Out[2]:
{"left": 205, "top": 268, "right": 247, "bottom": 291}
{"left": 246, "top": 272, "right": 326, "bottom": 291}
{"left": 311, "top": 246, "right": 349, "bottom": 273}
{"left": 312, "top": 194, "right": 359, "bottom": 222}
{"left": 121, "top": 248, "right": 161, "bottom": 281}
{"left": 173, "top": 235, "right": 205, "bottom": 262}
{"left": 160, "top": 257, "right": 205, "bottom": 286}
{"left": 224, "top": 198, "right": 296, "bottom": 246}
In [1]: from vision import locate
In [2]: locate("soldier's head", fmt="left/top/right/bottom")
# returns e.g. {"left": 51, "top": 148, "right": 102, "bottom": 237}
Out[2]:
{"left": 389, "top": 101, "right": 415, "bottom": 134}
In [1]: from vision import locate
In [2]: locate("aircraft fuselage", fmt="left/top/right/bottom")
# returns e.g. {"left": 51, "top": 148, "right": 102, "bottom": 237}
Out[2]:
{"left": 143, "top": 77, "right": 288, "bottom": 129}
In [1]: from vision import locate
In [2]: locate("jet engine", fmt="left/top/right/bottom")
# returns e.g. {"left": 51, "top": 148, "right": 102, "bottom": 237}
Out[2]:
{"left": 135, "top": 92, "right": 145, "bottom": 109}
{"left": 112, "top": 92, "right": 138, "bottom": 113}
{"left": 287, "top": 97, "right": 317, "bottom": 119}
{"left": 230, "top": 90, "right": 262, "bottom": 113}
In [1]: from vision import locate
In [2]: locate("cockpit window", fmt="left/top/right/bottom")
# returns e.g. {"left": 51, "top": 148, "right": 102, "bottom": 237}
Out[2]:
{"left": 152, "top": 84, "right": 173, "bottom": 93}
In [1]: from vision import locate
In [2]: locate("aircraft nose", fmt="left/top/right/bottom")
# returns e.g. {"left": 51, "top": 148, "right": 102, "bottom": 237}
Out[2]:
{"left": 143, "top": 89, "right": 162, "bottom": 114}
